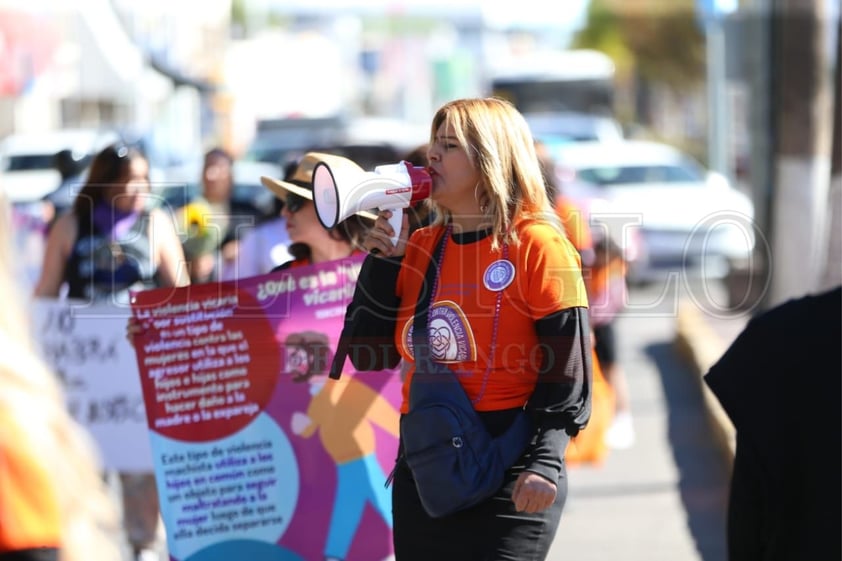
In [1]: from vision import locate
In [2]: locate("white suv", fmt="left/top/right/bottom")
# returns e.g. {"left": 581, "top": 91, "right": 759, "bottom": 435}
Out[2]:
{"left": 525, "top": 111, "right": 624, "bottom": 145}
{"left": 0, "top": 128, "right": 120, "bottom": 203}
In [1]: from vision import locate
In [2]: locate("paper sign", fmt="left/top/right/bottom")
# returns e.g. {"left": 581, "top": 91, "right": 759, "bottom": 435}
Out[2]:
{"left": 32, "top": 298, "right": 153, "bottom": 471}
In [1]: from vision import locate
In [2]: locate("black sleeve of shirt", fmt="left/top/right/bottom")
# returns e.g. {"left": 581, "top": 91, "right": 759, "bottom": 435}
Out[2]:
{"left": 0, "top": 548, "right": 59, "bottom": 561}
{"left": 332, "top": 254, "right": 404, "bottom": 374}
{"left": 524, "top": 306, "right": 592, "bottom": 483}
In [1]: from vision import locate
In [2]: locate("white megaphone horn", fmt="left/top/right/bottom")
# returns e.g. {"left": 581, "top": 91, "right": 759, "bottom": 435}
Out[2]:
{"left": 312, "top": 154, "right": 432, "bottom": 245}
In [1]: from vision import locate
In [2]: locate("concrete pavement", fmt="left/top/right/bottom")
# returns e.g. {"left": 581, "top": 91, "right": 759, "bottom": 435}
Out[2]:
{"left": 546, "top": 297, "right": 739, "bottom": 561}
{"left": 674, "top": 300, "right": 750, "bottom": 464}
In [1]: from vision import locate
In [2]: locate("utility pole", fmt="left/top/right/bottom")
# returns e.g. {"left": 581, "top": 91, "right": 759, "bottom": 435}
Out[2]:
{"left": 704, "top": 6, "right": 731, "bottom": 179}
{"left": 696, "top": 0, "right": 738, "bottom": 179}
{"left": 820, "top": 13, "right": 841, "bottom": 290}
{"left": 766, "top": 0, "right": 835, "bottom": 306}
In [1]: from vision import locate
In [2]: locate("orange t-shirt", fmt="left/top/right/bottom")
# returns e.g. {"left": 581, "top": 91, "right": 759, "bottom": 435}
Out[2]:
{"left": 0, "top": 408, "right": 62, "bottom": 553}
{"left": 395, "top": 220, "right": 588, "bottom": 413}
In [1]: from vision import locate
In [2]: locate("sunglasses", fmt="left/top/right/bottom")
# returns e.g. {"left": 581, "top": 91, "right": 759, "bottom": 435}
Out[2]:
{"left": 285, "top": 192, "right": 310, "bottom": 214}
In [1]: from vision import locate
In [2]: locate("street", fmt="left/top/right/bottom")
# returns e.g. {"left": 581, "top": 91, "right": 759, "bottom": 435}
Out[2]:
{"left": 549, "top": 278, "right": 731, "bottom": 561}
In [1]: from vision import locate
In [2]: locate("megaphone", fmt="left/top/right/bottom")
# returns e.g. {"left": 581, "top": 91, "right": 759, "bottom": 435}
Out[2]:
{"left": 312, "top": 154, "right": 432, "bottom": 245}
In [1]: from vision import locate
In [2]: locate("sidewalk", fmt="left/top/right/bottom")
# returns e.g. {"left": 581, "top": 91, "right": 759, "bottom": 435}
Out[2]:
{"left": 549, "top": 304, "right": 733, "bottom": 560}
{"left": 673, "top": 298, "right": 751, "bottom": 463}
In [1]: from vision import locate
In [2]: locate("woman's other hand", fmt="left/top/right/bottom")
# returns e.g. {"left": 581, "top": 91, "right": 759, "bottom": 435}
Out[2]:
{"left": 511, "top": 471, "right": 558, "bottom": 513}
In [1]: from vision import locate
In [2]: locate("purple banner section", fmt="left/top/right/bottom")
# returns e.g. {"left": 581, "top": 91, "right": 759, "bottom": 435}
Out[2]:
{"left": 131, "top": 255, "right": 400, "bottom": 561}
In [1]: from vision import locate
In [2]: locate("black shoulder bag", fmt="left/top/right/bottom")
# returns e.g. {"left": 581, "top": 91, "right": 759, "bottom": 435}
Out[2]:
{"left": 397, "top": 226, "right": 533, "bottom": 518}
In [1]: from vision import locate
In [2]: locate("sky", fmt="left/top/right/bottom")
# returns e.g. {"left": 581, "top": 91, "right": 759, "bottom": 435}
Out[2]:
{"left": 482, "top": 0, "right": 589, "bottom": 29}
{"left": 263, "top": 0, "right": 590, "bottom": 31}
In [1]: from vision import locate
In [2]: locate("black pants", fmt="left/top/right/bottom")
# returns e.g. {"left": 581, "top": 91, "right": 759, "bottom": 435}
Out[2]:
{"left": 391, "top": 453, "right": 567, "bottom": 561}
{"left": 593, "top": 322, "right": 617, "bottom": 367}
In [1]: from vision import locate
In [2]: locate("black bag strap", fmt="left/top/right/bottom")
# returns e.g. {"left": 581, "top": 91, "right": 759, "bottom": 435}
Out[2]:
{"left": 411, "top": 226, "right": 532, "bottom": 466}
{"left": 411, "top": 225, "right": 452, "bottom": 360}
{"left": 328, "top": 323, "right": 352, "bottom": 380}
{"left": 415, "top": 225, "right": 509, "bottom": 408}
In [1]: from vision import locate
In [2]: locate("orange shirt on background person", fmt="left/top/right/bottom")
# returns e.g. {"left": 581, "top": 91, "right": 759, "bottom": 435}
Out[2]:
{"left": 555, "top": 199, "right": 620, "bottom": 465}
{"left": 0, "top": 409, "right": 61, "bottom": 554}
{"left": 584, "top": 241, "right": 627, "bottom": 327}
{"left": 564, "top": 346, "right": 614, "bottom": 465}
{"left": 554, "top": 195, "right": 593, "bottom": 259}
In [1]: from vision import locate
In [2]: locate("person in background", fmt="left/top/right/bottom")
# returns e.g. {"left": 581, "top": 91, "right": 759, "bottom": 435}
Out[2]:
{"left": 176, "top": 147, "right": 262, "bottom": 281}
{"left": 0, "top": 189, "right": 120, "bottom": 561}
{"left": 260, "top": 152, "right": 372, "bottom": 270}
{"left": 346, "top": 98, "right": 592, "bottom": 560}
{"left": 33, "top": 143, "right": 189, "bottom": 561}
{"left": 586, "top": 234, "right": 634, "bottom": 449}
{"left": 34, "top": 143, "right": 187, "bottom": 303}
{"left": 219, "top": 161, "right": 294, "bottom": 280}
{"left": 705, "top": 285, "right": 841, "bottom": 561}
{"left": 535, "top": 139, "right": 594, "bottom": 267}
{"left": 537, "top": 141, "right": 631, "bottom": 450}
{"left": 181, "top": 223, "right": 218, "bottom": 284}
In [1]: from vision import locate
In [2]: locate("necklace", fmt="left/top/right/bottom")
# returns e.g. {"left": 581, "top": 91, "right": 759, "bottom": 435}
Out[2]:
{"left": 428, "top": 224, "right": 509, "bottom": 405}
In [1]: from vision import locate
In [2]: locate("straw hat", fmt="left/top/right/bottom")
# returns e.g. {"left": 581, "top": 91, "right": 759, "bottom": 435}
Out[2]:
{"left": 260, "top": 152, "right": 328, "bottom": 201}
{"left": 260, "top": 152, "right": 377, "bottom": 220}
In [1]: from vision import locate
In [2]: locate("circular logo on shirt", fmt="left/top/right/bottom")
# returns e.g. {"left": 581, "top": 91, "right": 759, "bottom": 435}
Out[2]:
{"left": 483, "top": 259, "right": 515, "bottom": 291}
{"left": 404, "top": 301, "right": 476, "bottom": 362}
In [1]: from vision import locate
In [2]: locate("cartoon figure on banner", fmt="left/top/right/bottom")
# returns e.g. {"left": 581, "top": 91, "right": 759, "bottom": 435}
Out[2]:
{"left": 283, "top": 331, "right": 398, "bottom": 561}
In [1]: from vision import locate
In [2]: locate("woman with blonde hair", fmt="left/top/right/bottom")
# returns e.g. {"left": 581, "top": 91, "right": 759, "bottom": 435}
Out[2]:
{"left": 0, "top": 190, "right": 120, "bottom": 561}
{"left": 350, "top": 97, "right": 592, "bottom": 560}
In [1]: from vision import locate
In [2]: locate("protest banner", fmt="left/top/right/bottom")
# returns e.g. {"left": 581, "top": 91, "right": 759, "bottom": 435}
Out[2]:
{"left": 131, "top": 254, "right": 401, "bottom": 561}
{"left": 32, "top": 298, "right": 152, "bottom": 471}
{"left": 12, "top": 203, "right": 48, "bottom": 292}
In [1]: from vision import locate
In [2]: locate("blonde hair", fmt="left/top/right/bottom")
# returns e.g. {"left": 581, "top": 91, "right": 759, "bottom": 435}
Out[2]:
{"left": 428, "top": 97, "right": 562, "bottom": 249}
{"left": 0, "top": 192, "right": 120, "bottom": 561}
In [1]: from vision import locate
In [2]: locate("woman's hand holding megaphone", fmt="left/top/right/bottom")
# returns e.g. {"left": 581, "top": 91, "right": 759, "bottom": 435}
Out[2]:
{"left": 364, "top": 210, "right": 410, "bottom": 257}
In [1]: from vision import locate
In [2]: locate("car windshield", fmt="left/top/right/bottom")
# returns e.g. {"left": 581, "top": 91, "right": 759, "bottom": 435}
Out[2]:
{"left": 6, "top": 154, "right": 56, "bottom": 172}
{"left": 241, "top": 143, "right": 300, "bottom": 165}
{"left": 577, "top": 163, "right": 705, "bottom": 186}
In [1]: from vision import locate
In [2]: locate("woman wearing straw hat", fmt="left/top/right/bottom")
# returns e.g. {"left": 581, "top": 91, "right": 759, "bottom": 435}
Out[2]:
{"left": 260, "top": 152, "right": 372, "bottom": 269}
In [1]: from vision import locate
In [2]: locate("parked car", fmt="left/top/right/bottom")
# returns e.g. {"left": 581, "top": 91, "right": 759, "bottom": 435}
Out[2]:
{"left": 242, "top": 115, "right": 429, "bottom": 168}
{"left": 0, "top": 128, "right": 120, "bottom": 204}
{"left": 244, "top": 116, "right": 347, "bottom": 166}
{"left": 525, "top": 111, "right": 624, "bottom": 146}
{"left": 156, "top": 160, "right": 284, "bottom": 221}
{"left": 550, "top": 140, "right": 755, "bottom": 283}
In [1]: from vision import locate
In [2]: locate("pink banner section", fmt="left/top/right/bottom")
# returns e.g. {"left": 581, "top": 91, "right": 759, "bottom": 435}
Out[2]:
{"left": 131, "top": 255, "right": 400, "bottom": 561}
